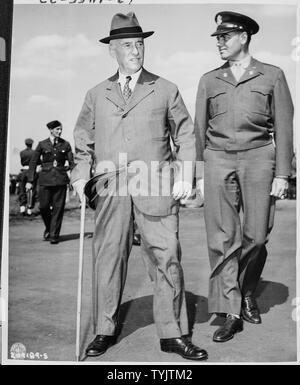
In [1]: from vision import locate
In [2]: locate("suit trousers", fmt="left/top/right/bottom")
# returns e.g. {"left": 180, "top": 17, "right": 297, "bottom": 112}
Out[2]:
{"left": 203, "top": 144, "right": 276, "bottom": 315}
{"left": 39, "top": 185, "right": 67, "bottom": 238}
{"left": 92, "top": 194, "right": 189, "bottom": 338}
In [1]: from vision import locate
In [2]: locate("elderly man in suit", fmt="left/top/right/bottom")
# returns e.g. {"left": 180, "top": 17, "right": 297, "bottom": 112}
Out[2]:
{"left": 195, "top": 11, "right": 293, "bottom": 342}
{"left": 71, "top": 12, "right": 208, "bottom": 360}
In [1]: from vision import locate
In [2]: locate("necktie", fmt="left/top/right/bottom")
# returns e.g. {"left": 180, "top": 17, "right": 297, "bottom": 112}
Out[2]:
{"left": 123, "top": 76, "right": 132, "bottom": 101}
{"left": 54, "top": 138, "right": 58, "bottom": 146}
{"left": 231, "top": 62, "right": 243, "bottom": 81}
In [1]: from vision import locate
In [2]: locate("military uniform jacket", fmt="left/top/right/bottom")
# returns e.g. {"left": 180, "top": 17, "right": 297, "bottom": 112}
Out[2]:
{"left": 71, "top": 68, "right": 195, "bottom": 216}
{"left": 28, "top": 137, "right": 74, "bottom": 186}
{"left": 195, "top": 58, "right": 294, "bottom": 176}
{"left": 20, "top": 148, "right": 35, "bottom": 167}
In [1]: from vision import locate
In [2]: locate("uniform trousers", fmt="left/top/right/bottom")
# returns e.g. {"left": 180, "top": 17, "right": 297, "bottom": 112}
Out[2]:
{"left": 39, "top": 185, "right": 67, "bottom": 238}
{"left": 18, "top": 170, "right": 37, "bottom": 208}
{"left": 92, "top": 194, "right": 189, "bottom": 339}
{"left": 203, "top": 143, "right": 276, "bottom": 315}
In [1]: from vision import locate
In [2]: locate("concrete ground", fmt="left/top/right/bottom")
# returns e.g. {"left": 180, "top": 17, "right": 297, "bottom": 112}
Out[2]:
{"left": 4, "top": 199, "right": 297, "bottom": 364}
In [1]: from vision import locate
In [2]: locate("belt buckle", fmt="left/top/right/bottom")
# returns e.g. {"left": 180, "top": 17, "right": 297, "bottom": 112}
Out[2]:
{"left": 53, "top": 160, "right": 57, "bottom": 167}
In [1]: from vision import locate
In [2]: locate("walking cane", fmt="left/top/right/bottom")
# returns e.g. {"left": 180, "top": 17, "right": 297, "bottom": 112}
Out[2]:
{"left": 75, "top": 194, "right": 86, "bottom": 362}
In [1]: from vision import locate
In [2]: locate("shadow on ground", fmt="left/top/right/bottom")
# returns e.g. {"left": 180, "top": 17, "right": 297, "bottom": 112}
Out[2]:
{"left": 255, "top": 279, "right": 289, "bottom": 314}
{"left": 59, "top": 232, "right": 93, "bottom": 242}
{"left": 209, "top": 279, "right": 289, "bottom": 326}
{"left": 80, "top": 291, "right": 210, "bottom": 357}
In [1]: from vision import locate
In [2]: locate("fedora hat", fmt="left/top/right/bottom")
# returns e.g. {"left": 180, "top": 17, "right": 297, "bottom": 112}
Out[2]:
{"left": 100, "top": 12, "right": 154, "bottom": 44}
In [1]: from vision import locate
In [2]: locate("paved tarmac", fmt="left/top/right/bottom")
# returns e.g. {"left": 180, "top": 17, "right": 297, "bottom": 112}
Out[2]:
{"left": 5, "top": 199, "right": 297, "bottom": 364}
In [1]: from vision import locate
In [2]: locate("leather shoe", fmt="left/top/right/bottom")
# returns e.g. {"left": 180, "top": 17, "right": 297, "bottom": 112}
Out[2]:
{"left": 50, "top": 237, "right": 59, "bottom": 244}
{"left": 213, "top": 315, "right": 243, "bottom": 342}
{"left": 160, "top": 337, "right": 208, "bottom": 361}
{"left": 133, "top": 233, "right": 141, "bottom": 246}
{"left": 241, "top": 296, "right": 261, "bottom": 324}
{"left": 43, "top": 230, "right": 50, "bottom": 241}
{"left": 85, "top": 335, "right": 115, "bottom": 357}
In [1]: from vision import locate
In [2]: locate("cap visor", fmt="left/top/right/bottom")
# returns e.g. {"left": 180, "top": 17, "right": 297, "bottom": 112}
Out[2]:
{"left": 211, "top": 28, "right": 242, "bottom": 36}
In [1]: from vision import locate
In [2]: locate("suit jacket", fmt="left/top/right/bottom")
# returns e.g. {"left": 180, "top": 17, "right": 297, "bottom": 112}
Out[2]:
{"left": 194, "top": 58, "right": 294, "bottom": 176}
{"left": 71, "top": 68, "right": 195, "bottom": 216}
{"left": 28, "top": 137, "right": 74, "bottom": 186}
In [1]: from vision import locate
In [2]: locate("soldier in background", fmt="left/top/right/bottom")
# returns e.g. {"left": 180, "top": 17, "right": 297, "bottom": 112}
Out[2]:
{"left": 17, "top": 138, "right": 37, "bottom": 215}
{"left": 26, "top": 120, "right": 74, "bottom": 244}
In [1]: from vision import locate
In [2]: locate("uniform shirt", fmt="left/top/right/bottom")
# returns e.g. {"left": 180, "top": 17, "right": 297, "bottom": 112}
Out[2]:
{"left": 20, "top": 147, "right": 35, "bottom": 167}
{"left": 28, "top": 137, "right": 74, "bottom": 186}
{"left": 229, "top": 54, "right": 252, "bottom": 81}
{"left": 195, "top": 57, "right": 294, "bottom": 176}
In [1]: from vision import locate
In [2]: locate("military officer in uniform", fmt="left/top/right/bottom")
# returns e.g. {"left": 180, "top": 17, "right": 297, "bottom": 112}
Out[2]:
{"left": 17, "top": 138, "right": 37, "bottom": 215}
{"left": 26, "top": 120, "right": 74, "bottom": 244}
{"left": 195, "top": 12, "right": 293, "bottom": 342}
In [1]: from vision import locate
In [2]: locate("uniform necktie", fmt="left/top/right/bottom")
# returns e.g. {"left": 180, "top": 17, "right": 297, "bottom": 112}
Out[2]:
{"left": 231, "top": 62, "right": 243, "bottom": 81}
{"left": 123, "top": 76, "right": 132, "bottom": 101}
{"left": 54, "top": 138, "right": 58, "bottom": 146}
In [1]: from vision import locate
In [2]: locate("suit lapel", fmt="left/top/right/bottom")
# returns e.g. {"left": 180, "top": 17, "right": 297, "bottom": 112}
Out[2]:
{"left": 105, "top": 69, "right": 155, "bottom": 113}
{"left": 105, "top": 72, "right": 126, "bottom": 111}
{"left": 123, "top": 68, "right": 155, "bottom": 114}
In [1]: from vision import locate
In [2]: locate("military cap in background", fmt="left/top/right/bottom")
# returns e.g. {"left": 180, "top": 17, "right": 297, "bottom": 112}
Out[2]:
{"left": 211, "top": 11, "right": 259, "bottom": 37}
{"left": 46, "top": 120, "right": 62, "bottom": 130}
{"left": 25, "top": 138, "right": 33, "bottom": 146}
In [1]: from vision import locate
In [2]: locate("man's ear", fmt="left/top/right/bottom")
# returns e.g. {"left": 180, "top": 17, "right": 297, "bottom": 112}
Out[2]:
{"left": 240, "top": 31, "right": 248, "bottom": 45}
{"left": 109, "top": 43, "right": 116, "bottom": 59}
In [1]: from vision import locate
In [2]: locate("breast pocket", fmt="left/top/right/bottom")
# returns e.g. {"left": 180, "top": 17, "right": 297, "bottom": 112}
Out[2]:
{"left": 250, "top": 85, "right": 272, "bottom": 116}
{"left": 208, "top": 89, "right": 227, "bottom": 118}
{"left": 41, "top": 150, "right": 52, "bottom": 163}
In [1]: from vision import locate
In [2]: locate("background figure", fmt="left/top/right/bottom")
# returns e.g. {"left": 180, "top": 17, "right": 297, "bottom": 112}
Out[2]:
{"left": 17, "top": 138, "right": 37, "bottom": 215}
{"left": 26, "top": 120, "right": 74, "bottom": 244}
{"left": 195, "top": 11, "right": 293, "bottom": 343}
{"left": 72, "top": 12, "right": 207, "bottom": 361}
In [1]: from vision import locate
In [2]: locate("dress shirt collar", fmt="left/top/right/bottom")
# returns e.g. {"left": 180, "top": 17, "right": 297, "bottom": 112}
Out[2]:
{"left": 50, "top": 135, "right": 59, "bottom": 145}
{"left": 229, "top": 54, "right": 252, "bottom": 69}
{"left": 118, "top": 67, "right": 142, "bottom": 92}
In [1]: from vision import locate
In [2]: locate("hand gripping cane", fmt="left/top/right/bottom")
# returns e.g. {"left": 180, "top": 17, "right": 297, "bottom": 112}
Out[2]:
{"left": 75, "top": 194, "right": 86, "bottom": 362}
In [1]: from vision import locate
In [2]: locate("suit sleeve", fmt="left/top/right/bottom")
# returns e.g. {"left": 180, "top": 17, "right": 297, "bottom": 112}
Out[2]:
{"left": 273, "top": 69, "right": 294, "bottom": 176}
{"left": 194, "top": 76, "right": 208, "bottom": 179}
{"left": 70, "top": 90, "right": 95, "bottom": 183}
{"left": 27, "top": 142, "right": 42, "bottom": 183}
{"left": 167, "top": 86, "right": 196, "bottom": 185}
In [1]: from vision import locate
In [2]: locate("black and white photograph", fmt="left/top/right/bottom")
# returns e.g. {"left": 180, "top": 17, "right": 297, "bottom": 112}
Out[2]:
{"left": 1, "top": 0, "right": 299, "bottom": 367}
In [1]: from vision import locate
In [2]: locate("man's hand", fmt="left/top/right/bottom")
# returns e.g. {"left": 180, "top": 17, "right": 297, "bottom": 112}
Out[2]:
{"left": 172, "top": 181, "right": 192, "bottom": 201}
{"left": 73, "top": 179, "right": 87, "bottom": 202}
{"left": 25, "top": 182, "right": 33, "bottom": 191}
{"left": 270, "top": 177, "right": 289, "bottom": 199}
{"left": 196, "top": 178, "right": 204, "bottom": 200}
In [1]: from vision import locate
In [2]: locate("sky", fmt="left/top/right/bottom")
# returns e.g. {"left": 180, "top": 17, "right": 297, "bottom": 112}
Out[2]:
{"left": 8, "top": 1, "right": 297, "bottom": 173}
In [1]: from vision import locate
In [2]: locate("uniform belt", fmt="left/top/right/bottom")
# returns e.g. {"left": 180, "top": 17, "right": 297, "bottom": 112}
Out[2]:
{"left": 42, "top": 162, "right": 64, "bottom": 167}
{"left": 21, "top": 165, "right": 29, "bottom": 170}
